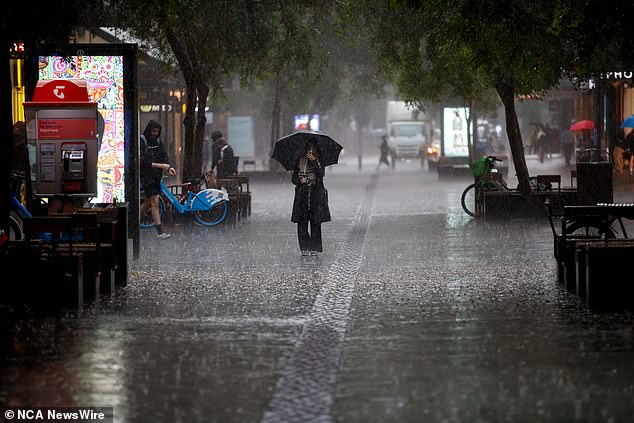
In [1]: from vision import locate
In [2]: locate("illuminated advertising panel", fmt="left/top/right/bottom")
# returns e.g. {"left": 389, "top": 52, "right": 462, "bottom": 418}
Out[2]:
{"left": 294, "top": 114, "right": 320, "bottom": 131}
{"left": 443, "top": 107, "right": 469, "bottom": 157}
{"left": 38, "top": 55, "right": 125, "bottom": 203}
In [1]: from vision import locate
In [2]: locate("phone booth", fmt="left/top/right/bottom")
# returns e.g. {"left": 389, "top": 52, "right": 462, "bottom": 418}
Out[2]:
{"left": 24, "top": 79, "right": 99, "bottom": 204}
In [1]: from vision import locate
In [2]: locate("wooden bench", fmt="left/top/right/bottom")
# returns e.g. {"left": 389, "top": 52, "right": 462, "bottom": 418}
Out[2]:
{"left": 216, "top": 178, "right": 243, "bottom": 225}
{"left": 547, "top": 203, "right": 616, "bottom": 288}
{"left": 22, "top": 212, "right": 110, "bottom": 304}
{"left": 2, "top": 204, "right": 128, "bottom": 311}
{"left": 546, "top": 203, "right": 634, "bottom": 293}
{"left": 536, "top": 174, "right": 561, "bottom": 192}
{"left": 68, "top": 212, "right": 103, "bottom": 301}
{"left": 74, "top": 204, "right": 128, "bottom": 287}
{"left": 575, "top": 240, "right": 634, "bottom": 309}
{"left": 16, "top": 216, "right": 86, "bottom": 311}
{"left": 224, "top": 175, "right": 251, "bottom": 217}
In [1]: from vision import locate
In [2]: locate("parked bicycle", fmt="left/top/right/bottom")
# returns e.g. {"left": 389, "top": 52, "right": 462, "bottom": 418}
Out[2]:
{"left": 140, "top": 174, "right": 229, "bottom": 228}
{"left": 7, "top": 171, "right": 35, "bottom": 240}
{"left": 461, "top": 155, "right": 509, "bottom": 217}
{"left": 462, "top": 155, "right": 565, "bottom": 218}
{"left": 8, "top": 193, "right": 32, "bottom": 240}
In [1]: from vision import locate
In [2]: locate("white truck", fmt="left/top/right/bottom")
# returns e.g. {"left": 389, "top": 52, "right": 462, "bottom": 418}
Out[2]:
{"left": 386, "top": 100, "right": 428, "bottom": 159}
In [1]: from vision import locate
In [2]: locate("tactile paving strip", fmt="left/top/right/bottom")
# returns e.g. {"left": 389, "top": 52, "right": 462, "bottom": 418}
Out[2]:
{"left": 261, "top": 175, "right": 377, "bottom": 423}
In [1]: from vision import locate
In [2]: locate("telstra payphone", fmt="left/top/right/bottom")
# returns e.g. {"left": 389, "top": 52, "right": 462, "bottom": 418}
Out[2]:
{"left": 24, "top": 79, "right": 99, "bottom": 198}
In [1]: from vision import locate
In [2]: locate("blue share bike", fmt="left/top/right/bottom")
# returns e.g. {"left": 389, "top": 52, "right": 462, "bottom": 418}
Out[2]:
{"left": 8, "top": 171, "right": 37, "bottom": 241}
{"left": 9, "top": 193, "right": 33, "bottom": 240}
{"left": 140, "top": 176, "right": 229, "bottom": 228}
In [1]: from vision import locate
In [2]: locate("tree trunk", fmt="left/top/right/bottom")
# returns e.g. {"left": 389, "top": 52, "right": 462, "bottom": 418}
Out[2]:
{"left": 270, "top": 72, "right": 285, "bottom": 171}
{"left": 465, "top": 103, "right": 474, "bottom": 160}
{"left": 162, "top": 25, "right": 207, "bottom": 180}
{"left": 355, "top": 110, "right": 369, "bottom": 170}
{"left": 182, "top": 78, "right": 197, "bottom": 180}
{"left": 194, "top": 82, "right": 209, "bottom": 176}
{"left": 496, "top": 82, "right": 531, "bottom": 194}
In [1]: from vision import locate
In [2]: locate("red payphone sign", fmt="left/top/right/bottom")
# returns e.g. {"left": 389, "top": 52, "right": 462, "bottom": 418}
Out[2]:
{"left": 37, "top": 119, "right": 97, "bottom": 139}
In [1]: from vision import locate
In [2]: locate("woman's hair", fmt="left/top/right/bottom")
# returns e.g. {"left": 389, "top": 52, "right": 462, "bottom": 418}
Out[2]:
{"left": 306, "top": 139, "right": 319, "bottom": 156}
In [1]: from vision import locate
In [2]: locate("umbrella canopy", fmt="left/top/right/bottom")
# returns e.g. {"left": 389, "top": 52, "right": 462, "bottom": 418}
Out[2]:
{"left": 272, "top": 130, "right": 343, "bottom": 171}
{"left": 569, "top": 120, "right": 594, "bottom": 131}
{"left": 621, "top": 114, "right": 634, "bottom": 128}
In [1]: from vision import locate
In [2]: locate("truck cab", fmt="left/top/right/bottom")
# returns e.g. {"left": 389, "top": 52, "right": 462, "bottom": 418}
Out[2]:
{"left": 386, "top": 101, "right": 428, "bottom": 160}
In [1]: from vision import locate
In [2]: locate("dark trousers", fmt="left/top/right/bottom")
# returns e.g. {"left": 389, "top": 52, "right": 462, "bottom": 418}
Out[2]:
{"left": 297, "top": 220, "right": 322, "bottom": 252}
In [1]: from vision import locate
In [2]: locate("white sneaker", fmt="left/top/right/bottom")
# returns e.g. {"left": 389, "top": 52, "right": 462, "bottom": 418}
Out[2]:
{"left": 156, "top": 233, "right": 171, "bottom": 239}
{"left": 301, "top": 250, "right": 310, "bottom": 256}
{"left": 310, "top": 251, "right": 319, "bottom": 256}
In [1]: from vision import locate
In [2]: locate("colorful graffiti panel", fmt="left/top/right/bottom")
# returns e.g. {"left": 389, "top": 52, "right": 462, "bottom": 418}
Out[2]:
{"left": 39, "top": 55, "right": 125, "bottom": 203}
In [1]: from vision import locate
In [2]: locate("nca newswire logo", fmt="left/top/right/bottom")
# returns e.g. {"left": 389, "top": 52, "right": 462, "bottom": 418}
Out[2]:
{"left": 3, "top": 407, "right": 112, "bottom": 422}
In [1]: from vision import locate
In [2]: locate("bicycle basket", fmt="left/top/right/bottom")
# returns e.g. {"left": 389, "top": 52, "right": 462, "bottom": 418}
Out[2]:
{"left": 470, "top": 157, "right": 491, "bottom": 177}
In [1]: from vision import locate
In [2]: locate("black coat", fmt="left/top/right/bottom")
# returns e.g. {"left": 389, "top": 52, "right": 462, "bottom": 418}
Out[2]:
{"left": 290, "top": 162, "right": 331, "bottom": 224}
{"left": 217, "top": 145, "right": 237, "bottom": 178}
{"left": 140, "top": 120, "right": 170, "bottom": 192}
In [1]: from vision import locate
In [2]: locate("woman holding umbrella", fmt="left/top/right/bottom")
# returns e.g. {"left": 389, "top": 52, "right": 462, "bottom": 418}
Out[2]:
{"left": 291, "top": 139, "right": 331, "bottom": 256}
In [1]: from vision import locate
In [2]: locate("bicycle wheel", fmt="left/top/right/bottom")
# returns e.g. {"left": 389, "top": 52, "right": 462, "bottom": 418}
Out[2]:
{"left": 461, "top": 183, "right": 480, "bottom": 217}
{"left": 139, "top": 197, "right": 165, "bottom": 228}
{"left": 9, "top": 213, "right": 22, "bottom": 240}
{"left": 566, "top": 220, "right": 616, "bottom": 239}
{"left": 193, "top": 198, "right": 228, "bottom": 226}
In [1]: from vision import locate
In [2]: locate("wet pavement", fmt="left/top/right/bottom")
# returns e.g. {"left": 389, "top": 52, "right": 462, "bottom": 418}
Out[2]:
{"left": 2, "top": 153, "right": 634, "bottom": 422}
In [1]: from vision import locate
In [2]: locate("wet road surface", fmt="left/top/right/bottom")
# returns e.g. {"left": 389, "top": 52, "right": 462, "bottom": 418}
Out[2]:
{"left": 1, "top": 154, "right": 634, "bottom": 422}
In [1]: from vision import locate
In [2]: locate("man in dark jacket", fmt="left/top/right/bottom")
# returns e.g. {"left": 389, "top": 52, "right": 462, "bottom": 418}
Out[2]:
{"left": 139, "top": 120, "right": 176, "bottom": 239}
{"left": 209, "top": 130, "right": 223, "bottom": 173}
{"left": 216, "top": 137, "right": 238, "bottom": 178}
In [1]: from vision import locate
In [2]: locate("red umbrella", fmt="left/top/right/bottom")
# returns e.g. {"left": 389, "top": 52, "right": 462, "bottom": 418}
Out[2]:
{"left": 569, "top": 120, "right": 594, "bottom": 131}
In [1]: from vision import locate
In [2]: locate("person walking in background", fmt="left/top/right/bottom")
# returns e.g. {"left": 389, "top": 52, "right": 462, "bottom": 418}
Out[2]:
{"left": 216, "top": 137, "right": 237, "bottom": 178}
{"left": 377, "top": 135, "right": 391, "bottom": 170}
{"left": 528, "top": 125, "right": 539, "bottom": 155}
{"left": 537, "top": 124, "right": 547, "bottom": 163}
{"left": 139, "top": 120, "right": 176, "bottom": 239}
{"left": 626, "top": 129, "right": 634, "bottom": 176}
{"left": 389, "top": 145, "right": 397, "bottom": 170}
{"left": 560, "top": 125, "right": 576, "bottom": 166}
{"left": 291, "top": 139, "right": 331, "bottom": 256}
{"left": 612, "top": 131, "right": 626, "bottom": 175}
{"left": 209, "top": 130, "right": 223, "bottom": 173}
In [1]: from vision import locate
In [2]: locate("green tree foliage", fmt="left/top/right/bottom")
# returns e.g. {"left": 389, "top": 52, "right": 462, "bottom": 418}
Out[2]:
{"left": 355, "top": 0, "right": 571, "bottom": 193}
{"left": 559, "top": 0, "right": 634, "bottom": 79}
{"left": 238, "top": 1, "right": 392, "bottom": 166}
{"left": 114, "top": 0, "right": 395, "bottom": 172}
{"left": 113, "top": 0, "right": 282, "bottom": 178}
{"left": 250, "top": 1, "right": 338, "bottom": 155}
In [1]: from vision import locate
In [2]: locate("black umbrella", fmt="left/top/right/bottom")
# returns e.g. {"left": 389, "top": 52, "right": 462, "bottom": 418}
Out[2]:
{"left": 272, "top": 130, "right": 343, "bottom": 171}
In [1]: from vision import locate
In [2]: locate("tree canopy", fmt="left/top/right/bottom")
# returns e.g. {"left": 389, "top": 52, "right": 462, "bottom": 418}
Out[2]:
{"left": 351, "top": 0, "right": 574, "bottom": 192}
